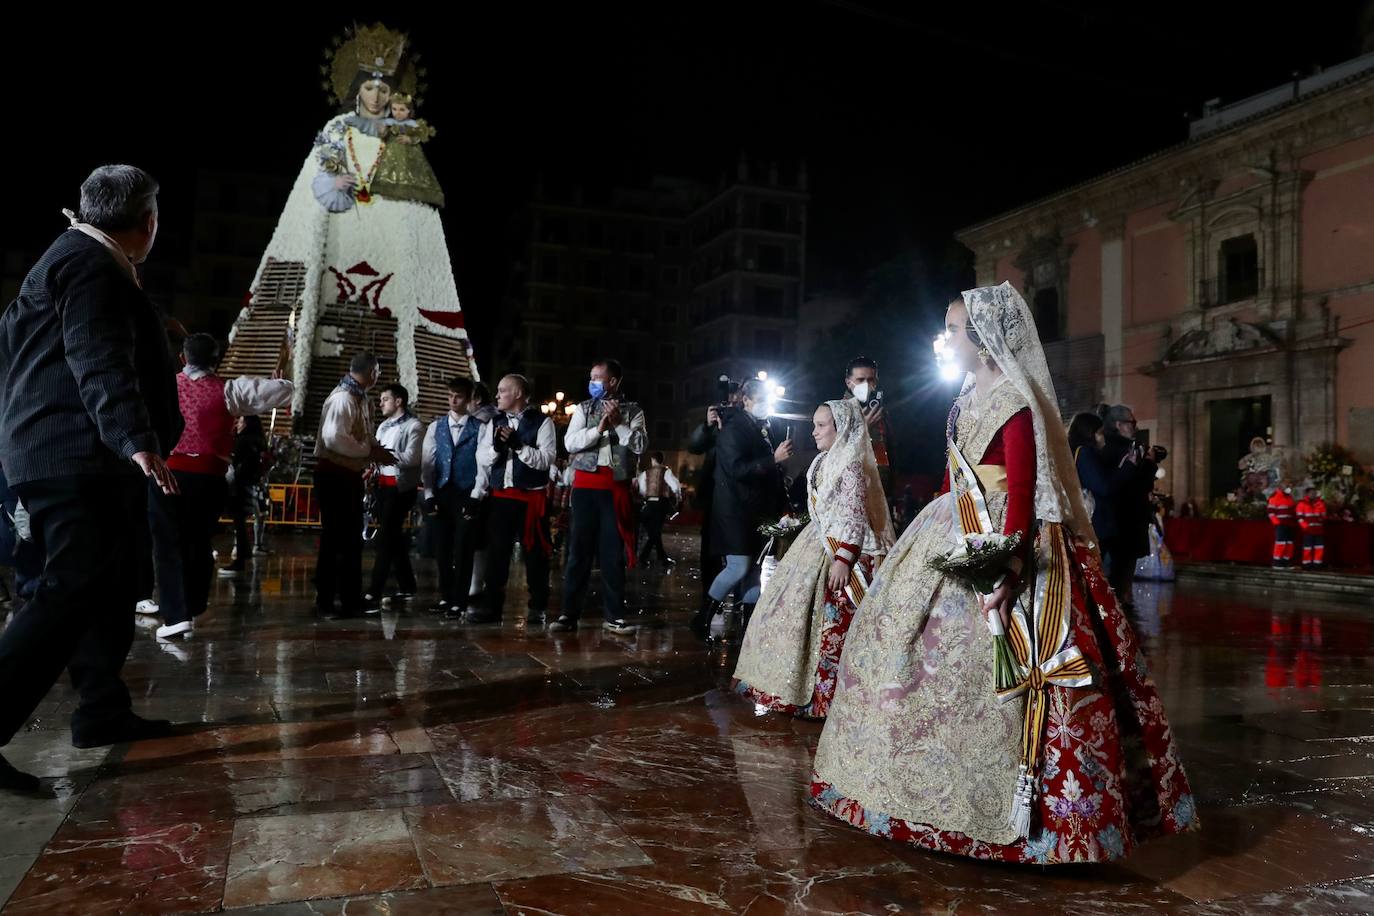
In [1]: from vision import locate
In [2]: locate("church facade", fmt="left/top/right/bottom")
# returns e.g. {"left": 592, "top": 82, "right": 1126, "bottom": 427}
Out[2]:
{"left": 957, "top": 55, "right": 1374, "bottom": 505}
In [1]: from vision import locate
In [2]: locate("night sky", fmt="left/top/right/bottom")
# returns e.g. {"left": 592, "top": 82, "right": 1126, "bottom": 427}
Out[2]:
{"left": 8, "top": 2, "right": 1366, "bottom": 466}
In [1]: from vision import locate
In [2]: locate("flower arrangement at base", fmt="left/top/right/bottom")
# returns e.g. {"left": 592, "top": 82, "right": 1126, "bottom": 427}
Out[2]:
{"left": 930, "top": 531, "right": 1024, "bottom": 691}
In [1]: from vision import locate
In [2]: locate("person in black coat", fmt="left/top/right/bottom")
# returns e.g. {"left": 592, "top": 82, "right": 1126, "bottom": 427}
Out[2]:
{"left": 1068, "top": 413, "right": 1134, "bottom": 545}
{"left": 687, "top": 384, "right": 740, "bottom": 605}
{"left": 1097, "top": 404, "right": 1165, "bottom": 610}
{"left": 691, "top": 379, "right": 792, "bottom": 639}
{"left": 0, "top": 165, "right": 182, "bottom": 793}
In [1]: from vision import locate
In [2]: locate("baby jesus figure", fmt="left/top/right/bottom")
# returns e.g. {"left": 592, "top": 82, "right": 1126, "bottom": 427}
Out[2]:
{"left": 371, "top": 93, "right": 445, "bottom": 207}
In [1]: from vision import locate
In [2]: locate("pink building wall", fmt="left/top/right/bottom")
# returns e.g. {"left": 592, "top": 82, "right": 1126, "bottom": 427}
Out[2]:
{"left": 1065, "top": 229, "right": 1102, "bottom": 337}
{"left": 1125, "top": 204, "right": 1188, "bottom": 327}
{"left": 1301, "top": 133, "right": 1374, "bottom": 292}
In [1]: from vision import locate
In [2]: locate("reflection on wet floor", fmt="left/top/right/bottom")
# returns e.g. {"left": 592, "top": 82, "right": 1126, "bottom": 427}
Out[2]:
{"left": 3, "top": 530, "right": 1374, "bottom": 913}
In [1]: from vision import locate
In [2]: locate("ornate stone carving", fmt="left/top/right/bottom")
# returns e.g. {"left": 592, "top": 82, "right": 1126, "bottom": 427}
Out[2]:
{"left": 1162, "top": 318, "right": 1281, "bottom": 363}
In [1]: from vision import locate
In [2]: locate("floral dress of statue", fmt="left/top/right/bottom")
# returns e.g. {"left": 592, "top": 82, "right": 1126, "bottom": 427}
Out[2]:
{"left": 250, "top": 23, "right": 473, "bottom": 417}
{"left": 733, "top": 398, "right": 896, "bottom": 719}
{"left": 810, "top": 282, "right": 1197, "bottom": 864}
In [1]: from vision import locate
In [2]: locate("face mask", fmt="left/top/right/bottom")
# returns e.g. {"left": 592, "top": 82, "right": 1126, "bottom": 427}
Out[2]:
{"left": 588, "top": 381, "right": 605, "bottom": 400}
{"left": 852, "top": 382, "right": 870, "bottom": 403}
{"left": 748, "top": 401, "right": 770, "bottom": 420}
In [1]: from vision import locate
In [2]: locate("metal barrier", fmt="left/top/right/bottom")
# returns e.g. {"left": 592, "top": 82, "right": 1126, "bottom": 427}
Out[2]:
{"left": 267, "top": 483, "right": 321, "bottom": 527}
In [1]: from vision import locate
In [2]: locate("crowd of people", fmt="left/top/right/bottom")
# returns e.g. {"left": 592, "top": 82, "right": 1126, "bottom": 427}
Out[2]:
{"left": 0, "top": 164, "right": 1201, "bottom": 866}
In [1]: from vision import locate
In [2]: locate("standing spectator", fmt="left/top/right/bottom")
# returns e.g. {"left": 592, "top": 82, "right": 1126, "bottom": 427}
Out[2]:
{"left": 1296, "top": 488, "right": 1328, "bottom": 570}
{"left": 692, "top": 379, "right": 792, "bottom": 639}
{"left": 364, "top": 383, "right": 424, "bottom": 610}
{"left": 470, "top": 374, "right": 557, "bottom": 625}
{"left": 636, "top": 452, "right": 681, "bottom": 567}
{"left": 687, "top": 378, "right": 741, "bottom": 607}
{"left": 0, "top": 165, "right": 183, "bottom": 790}
{"left": 554, "top": 359, "right": 647, "bottom": 634}
{"left": 313, "top": 352, "right": 394, "bottom": 619}
{"left": 465, "top": 382, "right": 499, "bottom": 607}
{"left": 420, "top": 377, "right": 489, "bottom": 617}
{"left": 149, "top": 333, "right": 292, "bottom": 638}
{"left": 843, "top": 357, "right": 894, "bottom": 498}
{"left": 224, "top": 416, "right": 268, "bottom": 574}
{"left": 1068, "top": 412, "right": 1134, "bottom": 547}
{"left": 1268, "top": 485, "right": 1299, "bottom": 569}
{"left": 1097, "top": 404, "right": 1164, "bottom": 610}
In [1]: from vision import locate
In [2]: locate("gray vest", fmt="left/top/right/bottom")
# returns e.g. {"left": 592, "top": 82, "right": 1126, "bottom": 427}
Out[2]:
{"left": 568, "top": 398, "right": 644, "bottom": 482}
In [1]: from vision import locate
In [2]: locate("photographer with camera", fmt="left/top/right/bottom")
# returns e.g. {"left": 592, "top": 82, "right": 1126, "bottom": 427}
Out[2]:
{"left": 687, "top": 376, "right": 742, "bottom": 604}
{"left": 844, "top": 357, "right": 893, "bottom": 497}
{"left": 1098, "top": 404, "right": 1166, "bottom": 611}
{"left": 691, "top": 379, "right": 791, "bottom": 640}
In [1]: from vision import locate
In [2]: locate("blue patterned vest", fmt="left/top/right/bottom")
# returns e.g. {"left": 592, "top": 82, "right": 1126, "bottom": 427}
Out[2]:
{"left": 434, "top": 415, "right": 481, "bottom": 492}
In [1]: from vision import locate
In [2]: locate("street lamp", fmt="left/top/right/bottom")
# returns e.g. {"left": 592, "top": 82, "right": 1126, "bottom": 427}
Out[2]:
{"left": 543, "top": 391, "right": 575, "bottom": 425}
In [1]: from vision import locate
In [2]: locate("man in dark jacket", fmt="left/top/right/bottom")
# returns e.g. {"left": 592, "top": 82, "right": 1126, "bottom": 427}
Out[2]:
{"left": 691, "top": 379, "right": 791, "bottom": 638}
{"left": 1098, "top": 404, "right": 1164, "bottom": 610}
{"left": 0, "top": 165, "right": 182, "bottom": 793}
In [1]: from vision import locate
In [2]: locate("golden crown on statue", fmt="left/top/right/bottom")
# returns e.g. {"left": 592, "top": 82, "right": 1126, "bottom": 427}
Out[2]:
{"left": 321, "top": 23, "right": 427, "bottom": 108}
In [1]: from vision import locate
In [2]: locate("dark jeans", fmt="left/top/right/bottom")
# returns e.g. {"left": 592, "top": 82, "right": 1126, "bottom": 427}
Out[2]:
{"left": 368, "top": 487, "right": 418, "bottom": 595}
{"left": 639, "top": 500, "right": 671, "bottom": 565}
{"left": 0, "top": 475, "right": 143, "bottom": 745}
{"left": 562, "top": 488, "right": 627, "bottom": 622}
{"left": 148, "top": 471, "right": 228, "bottom": 625}
{"left": 485, "top": 495, "right": 550, "bottom": 615}
{"left": 1101, "top": 537, "right": 1138, "bottom": 607}
{"left": 315, "top": 466, "right": 364, "bottom": 614}
{"left": 229, "top": 481, "right": 258, "bottom": 562}
{"left": 433, "top": 487, "right": 480, "bottom": 606}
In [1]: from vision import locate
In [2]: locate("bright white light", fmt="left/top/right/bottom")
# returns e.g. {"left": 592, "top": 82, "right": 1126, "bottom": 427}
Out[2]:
{"left": 564, "top": 404, "right": 576, "bottom": 415}
{"left": 757, "top": 370, "right": 768, "bottom": 381}
{"left": 555, "top": 391, "right": 565, "bottom": 401}
{"left": 940, "top": 363, "right": 964, "bottom": 382}
{"left": 541, "top": 404, "right": 551, "bottom": 414}
{"left": 775, "top": 385, "right": 786, "bottom": 397}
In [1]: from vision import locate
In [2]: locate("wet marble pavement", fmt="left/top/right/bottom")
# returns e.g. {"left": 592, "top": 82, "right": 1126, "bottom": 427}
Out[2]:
{"left": 3, "top": 533, "right": 1374, "bottom": 914}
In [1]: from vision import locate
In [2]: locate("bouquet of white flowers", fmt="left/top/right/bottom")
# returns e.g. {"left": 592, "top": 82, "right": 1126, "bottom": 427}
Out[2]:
{"left": 930, "top": 531, "right": 1024, "bottom": 690}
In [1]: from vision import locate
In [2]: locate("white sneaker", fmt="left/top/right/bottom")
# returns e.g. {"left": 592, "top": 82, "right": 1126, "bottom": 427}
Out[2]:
{"left": 156, "top": 620, "right": 194, "bottom": 639}
{"left": 602, "top": 618, "right": 639, "bottom": 635}
{"left": 135, "top": 599, "right": 160, "bottom": 616}
{"left": 157, "top": 639, "right": 191, "bottom": 661}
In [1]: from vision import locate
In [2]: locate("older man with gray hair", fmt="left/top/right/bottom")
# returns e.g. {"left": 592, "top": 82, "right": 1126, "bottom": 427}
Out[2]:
{"left": 0, "top": 165, "right": 184, "bottom": 792}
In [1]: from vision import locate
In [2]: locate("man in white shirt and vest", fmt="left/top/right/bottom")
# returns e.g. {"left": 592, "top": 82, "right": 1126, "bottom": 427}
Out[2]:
{"left": 552, "top": 359, "right": 647, "bottom": 634}
{"left": 420, "top": 377, "right": 489, "bottom": 618}
{"left": 314, "top": 352, "right": 394, "bottom": 619}
{"left": 365, "top": 382, "right": 425, "bottom": 610}
{"left": 469, "top": 374, "right": 557, "bottom": 625}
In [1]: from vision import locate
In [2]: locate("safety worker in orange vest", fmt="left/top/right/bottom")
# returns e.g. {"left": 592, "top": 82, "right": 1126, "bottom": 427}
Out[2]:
{"left": 1267, "top": 485, "right": 1298, "bottom": 569}
{"left": 1295, "top": 487, "right": 1327, "bottom": 570}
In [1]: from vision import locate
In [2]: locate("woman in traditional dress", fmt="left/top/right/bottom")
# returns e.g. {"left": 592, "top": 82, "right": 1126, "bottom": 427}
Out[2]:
{"left": 733, "top": 398, "right": 896, "bottom": 719}
{"left": 810, "top": 283, "right": 1196, "bottom": 864}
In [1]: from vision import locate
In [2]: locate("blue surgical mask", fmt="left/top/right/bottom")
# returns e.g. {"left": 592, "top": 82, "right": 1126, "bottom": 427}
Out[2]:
{"left": 588, "top": 381, "right": 606, "bottom": 400}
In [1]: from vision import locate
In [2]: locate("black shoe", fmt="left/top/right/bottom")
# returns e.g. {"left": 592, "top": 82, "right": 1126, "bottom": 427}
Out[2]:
{"left": 363, "top": 595, "right": 382, "bottom": 615}
{"left": 72, "top": 713, "right": 174, "bottom": 749}
{"left": 427, "top": 601, "right": 450, "bottom": 615}
{"left": 547, "top": 615, "right": 578, "bottom": 632}
{"left": 603, "top": 618, "right": 639, "bottom": 635}
{"left": 690, "top": 598, "right": 724, "bottom": 641}
{"left": 0, "top": 753, "right": 41, "bottom": 795}
{"left": 526, "top": 609, "right": 546, "bottom": 625}
{"left": 444, "top": 604, "right": 466, "bottom": 620}
{"left": 466, "top": 607, "right": 503, "bottom": 625}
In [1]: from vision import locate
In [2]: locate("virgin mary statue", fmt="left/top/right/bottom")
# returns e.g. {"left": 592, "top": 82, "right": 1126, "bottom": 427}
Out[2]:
{"left": 229, "top": 23, "right": 476, "bottom": 426}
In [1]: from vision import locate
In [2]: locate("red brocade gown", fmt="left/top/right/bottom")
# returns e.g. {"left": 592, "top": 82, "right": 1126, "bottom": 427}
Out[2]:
{"left": 809, "top": 392, "right": 1196, "bottom": 864}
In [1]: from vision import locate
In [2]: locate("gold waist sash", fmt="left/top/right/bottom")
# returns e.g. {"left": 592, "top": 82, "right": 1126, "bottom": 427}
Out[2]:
{"left": 972, "top": 464, "right": 1007, "bottom": 493}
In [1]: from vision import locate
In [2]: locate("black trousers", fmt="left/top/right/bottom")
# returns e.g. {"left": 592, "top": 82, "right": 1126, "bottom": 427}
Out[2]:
{"left": 639, "top": 500, "right": 671, "bottom": 564}
{"left": 432, "top": 487, "right": 479, "bottom": 606}
{"left": 315, "top": 467, "right": 364, "bottom": 615}
{"left": 562, "top": 488, "right": 626, "bottom": 622}
{"left": 1101, "top": 536, "right": 1138, "bottom": 607}
{"left": 171, "top": 472, "right": 228, "bottom": 623}
{"left": 485, "top": 495, "right": 550, "bottom": 615}
{"left": 0, "top": 475, "right": 142, "bottom": 744}
{"left": 368, "top": 487, "right": 418, "bottom": 595}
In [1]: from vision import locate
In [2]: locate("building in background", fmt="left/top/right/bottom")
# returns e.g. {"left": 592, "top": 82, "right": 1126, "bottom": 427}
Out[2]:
{"left": 501, "top": 157, "right": 808, "bottom": 468}
{"left": 957, "top": 53, "right": 1374, "bottom": 506}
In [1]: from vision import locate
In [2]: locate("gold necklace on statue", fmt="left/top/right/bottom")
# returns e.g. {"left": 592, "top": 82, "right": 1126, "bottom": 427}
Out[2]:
{"left": 346, "top": 129, "right": 385, "bottom": 205}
